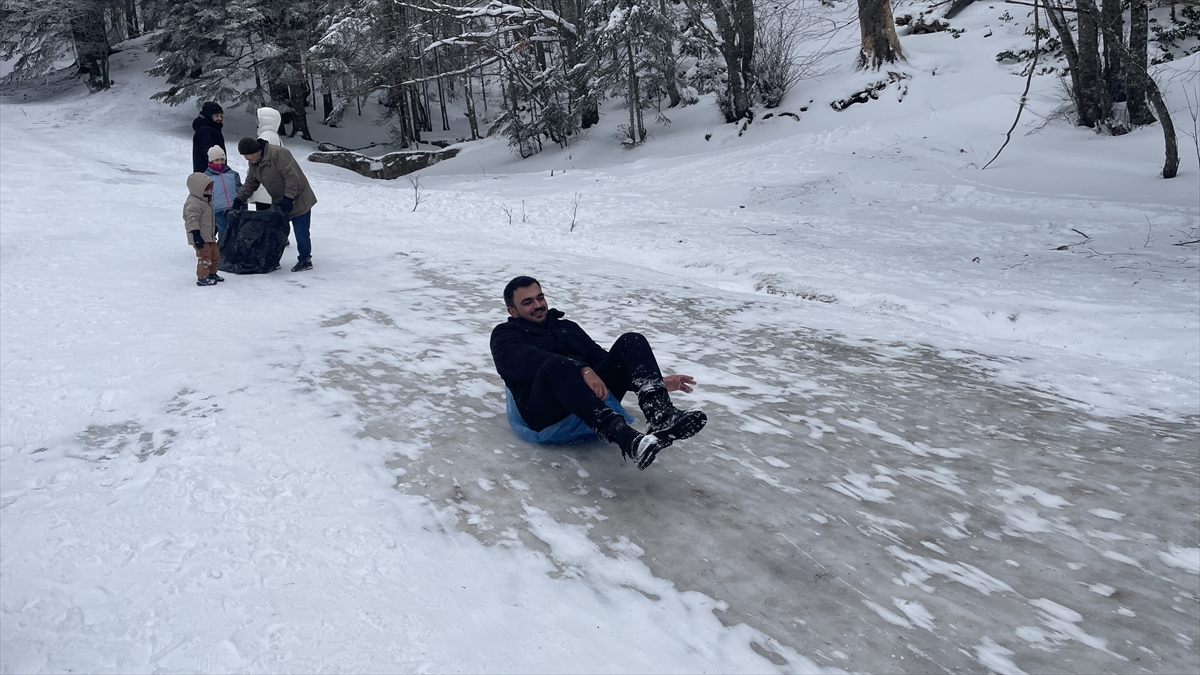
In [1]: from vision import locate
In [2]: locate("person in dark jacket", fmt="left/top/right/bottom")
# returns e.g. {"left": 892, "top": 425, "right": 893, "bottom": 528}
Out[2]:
{"left": 191, "top": 101, "right": 226, "bottom": 173}
{"left": 490, "top": 276, "right": 706, "bottom": 470}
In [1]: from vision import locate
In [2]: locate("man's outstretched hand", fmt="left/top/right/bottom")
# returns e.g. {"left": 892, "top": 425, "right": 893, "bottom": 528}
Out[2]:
{"left": 664, "top": 374, "right": 696, "bottom": 393}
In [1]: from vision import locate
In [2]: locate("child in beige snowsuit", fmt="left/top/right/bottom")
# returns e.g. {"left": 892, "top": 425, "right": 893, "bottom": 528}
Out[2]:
{"left": 183, "top": 172, "right": 224, "bottom": 286}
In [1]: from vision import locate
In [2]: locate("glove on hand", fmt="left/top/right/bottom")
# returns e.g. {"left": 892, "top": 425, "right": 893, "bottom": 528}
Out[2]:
{"left": 191, "top": 230, "right": 204, "bottom": 250}
{"left": 279, "top": 197, "right": 294, "bottom": 215}
{"left": 231, "top": 198, "right": 246, "bottom": 211}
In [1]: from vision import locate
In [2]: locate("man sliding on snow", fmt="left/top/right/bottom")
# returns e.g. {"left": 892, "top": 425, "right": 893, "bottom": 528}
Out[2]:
{"left": 490, "top": 276, "right": 707, "bottom": 469}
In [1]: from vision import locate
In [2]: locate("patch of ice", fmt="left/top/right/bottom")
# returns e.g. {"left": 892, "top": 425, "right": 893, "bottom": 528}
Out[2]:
{"left": 737, "top": 415, "right": 793, "bottom": 436}
{"left": 1088, "top": 508, "right": 1125, "bottom": 520}
{"left": 1028, "top": 597, "right": 1127, "bottom": 659}
{"left": 1101, "top": 550, "right": 1142, "bottom": 568}
{"left": 837, "top": 417, "right": 963, "bottom": 458}
{"left": 716, "top": 452, "right": 803, "bottom": 494}
{"left": 825, "top": 472, "right": 894, "bottom": 503}
{"left": 975, "top": 636, "right": 1026, "bottom": 675}
{"left": 1158, "top": 545, "right": 1200, "bottom": 574}
{"left": 893, "top": 598, "right": 936, "bottom": 630}
{"left": 887, "top": 546, "right": 1015, "bottom": 595}
{"left": 1086, "top": 528, "right": 1133, "bottom": 542}
{"left": 920, "top": 541, "right": 948, "bottom": 556}
{"left": 789, "top": 414, "right": 836, "bottom": 439}
{"left": 996, "top": 483, "right": 1071, "bottom": 509}
{"left": 999, "top": 504, "right": 1056, "bottom": 535}
{"left": 862, "top": 599, "right": 911, "bottom": 628}
{"left": 896, "top": 466, "right": 966, "bottom": 495}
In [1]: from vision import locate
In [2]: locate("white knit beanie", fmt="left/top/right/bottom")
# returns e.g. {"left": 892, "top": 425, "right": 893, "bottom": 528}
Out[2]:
{"left": 207, "top": 145, "right": 227, "bottom": 162}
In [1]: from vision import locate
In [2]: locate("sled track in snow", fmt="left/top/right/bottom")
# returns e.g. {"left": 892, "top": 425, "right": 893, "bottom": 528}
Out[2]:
{"left": 315, "top": 258, "right": 1200, "bottom": 675}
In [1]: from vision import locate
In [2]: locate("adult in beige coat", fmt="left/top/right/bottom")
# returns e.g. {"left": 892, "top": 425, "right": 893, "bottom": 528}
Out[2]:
{"left": 183, "top": 172, "right": 223, "bottom": 286}
{"left": 233, "top": 137, "right": 318, "bottom": 272}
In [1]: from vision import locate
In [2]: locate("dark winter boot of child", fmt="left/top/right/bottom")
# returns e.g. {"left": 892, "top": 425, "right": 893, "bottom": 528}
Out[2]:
{"left": 637, "top": 383, "right": 707, "bottom": 444}
{"left": 595, "top": 412, "right": 666, "bottom": 470}
{"left": 196, "top": 277, "right": 218, "bottom": 287}
{"left": 207, "top": 274, "right": 225, "bottom": 283}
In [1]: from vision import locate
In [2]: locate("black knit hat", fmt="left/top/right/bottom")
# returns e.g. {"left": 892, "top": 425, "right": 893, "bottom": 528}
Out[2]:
{"left": 201, "top": 101, "right": 223, "bottom": 119}
{"left": 237, "top": 137, "right": 262, "bottom": 155}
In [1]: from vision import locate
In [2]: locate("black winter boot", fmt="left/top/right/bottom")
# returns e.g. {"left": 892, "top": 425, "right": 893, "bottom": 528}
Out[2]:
{"left": 207, "top": 273, "right": 225, "bottom": 283}
{"left": 596, "top": 414, "right": 667, "bottom": 470}
{"left": 637, "top": 382, "right": 707, "bottom": 444}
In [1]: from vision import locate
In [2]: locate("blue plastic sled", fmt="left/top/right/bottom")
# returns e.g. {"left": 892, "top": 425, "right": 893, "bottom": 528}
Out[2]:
{"left": 505, "top": 387, "right": 634, "bottom": 444}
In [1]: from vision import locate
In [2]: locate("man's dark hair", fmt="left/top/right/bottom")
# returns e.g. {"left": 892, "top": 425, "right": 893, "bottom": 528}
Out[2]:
{"left": 504, "top": 276, "right": 540, "bottom": 308}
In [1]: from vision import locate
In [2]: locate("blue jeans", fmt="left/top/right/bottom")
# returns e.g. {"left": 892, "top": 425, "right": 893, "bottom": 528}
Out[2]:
{"left": 290, "top": 211, "right": 312, "bottom": 261}
{"left": 214, "top": 211, "right": 229, "bottom": 239}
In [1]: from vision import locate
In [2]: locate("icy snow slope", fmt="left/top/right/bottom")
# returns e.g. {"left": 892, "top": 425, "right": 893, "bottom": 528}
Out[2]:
{"left": 2, "top": 6, "right": 1199, "bottom": 675}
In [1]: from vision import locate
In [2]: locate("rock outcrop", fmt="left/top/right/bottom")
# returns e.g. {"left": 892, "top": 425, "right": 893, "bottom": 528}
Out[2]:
{"left": 307, "top": 147, "right": 461, "bottom": 180}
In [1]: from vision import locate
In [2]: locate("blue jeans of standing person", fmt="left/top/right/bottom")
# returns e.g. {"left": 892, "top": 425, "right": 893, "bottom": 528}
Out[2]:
{"left": 214, "top": 211, "right": 229, "bottom": 240}
{"left": 290, "top": 211, "right": 311, "bottom": 261}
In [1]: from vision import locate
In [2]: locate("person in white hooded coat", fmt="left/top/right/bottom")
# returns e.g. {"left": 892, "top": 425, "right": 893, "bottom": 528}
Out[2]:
{"left": 249, "top": 107, "right": 283, "bottom": 210}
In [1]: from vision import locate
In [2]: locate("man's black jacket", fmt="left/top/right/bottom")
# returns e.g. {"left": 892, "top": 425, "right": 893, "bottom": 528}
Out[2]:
{"left": 490, "top": 309, "right": 608, "bottom": 409}
{"left": 192, "top": 116, "right": 226, "bottom": 173}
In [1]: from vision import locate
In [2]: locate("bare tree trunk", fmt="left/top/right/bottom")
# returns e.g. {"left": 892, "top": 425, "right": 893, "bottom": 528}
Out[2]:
{"left": 1090, "top": 4, "right": 1178, "bottom": 177}
{"left": 1075, "top": 0, "right": 1108, "bottom": 126}
{"left": 1045, "top": 0, "right": 1096, "bottom": 126}
{"left": 1127, "top": 0, "right": 1155, "bottom": 125}
{"left": 1142, "top": 76, "right": 1179, "bottom": 178}
{"left": 698, "top": 0, "right": 755, "bottom": 122}
{"left": 1101, "top": 0, "right": 1124, "bottom": 104}
{"left": 323, "top": 88, "right": 335, "bottom": 126}
{"left": 434, "top": 50, "right": 450, "bottom": 131}
{"left": 410, "top": 87, "right": 426, "bottom": 142}
{"left": 71, "top": 7, "right": 110, "bottom": 90}
{"left": 480, "top": 67, "right": 489, "bottom": 118}
{"left": 464, "top": 72, "right": 480, "bottom": 140}
{"left": 626, "top": 34, "right": 639, "bottom": 144}
{"left": 124, "top": 0, "right": 140, "bottom": 39}
{"left": 289, "top": 83, "right": 314, "bottom": 140}
{"left": 660, "top": 0, "right": 682, "bottom": 108}
{"left": 856, "top": 0, "right": 904, "bottom": 70}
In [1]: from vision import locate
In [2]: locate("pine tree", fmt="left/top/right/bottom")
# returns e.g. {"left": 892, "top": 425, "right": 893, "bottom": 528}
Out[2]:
{"left": 149, "top": 0, "right": 322, "bottom": 139}
{"left": 589, "top": 0, "right": 679, "bottom": 145}
{"left": 147, "top": 0, "right": 263, "bottom": 108}
{"left": 1, "top": 0, "right": 115, "bottom": 91}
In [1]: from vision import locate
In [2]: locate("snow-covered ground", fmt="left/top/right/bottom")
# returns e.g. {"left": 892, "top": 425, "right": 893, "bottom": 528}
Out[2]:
{"left": 2, "top": 4, "right": 1198, "bottom": 673}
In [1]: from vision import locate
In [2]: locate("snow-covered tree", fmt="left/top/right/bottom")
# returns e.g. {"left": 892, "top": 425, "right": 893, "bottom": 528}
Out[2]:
{"left": 1, "top": 0, "right": 115, "bottom": 91}
{"left": 681, "top": 0, "right": 757, "bottom": 122}
{"left": 588, "top": 0, "right": 680, "bottom": 145}
{"left": 148, "top": 0, "right": 321, "bottom": 139}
